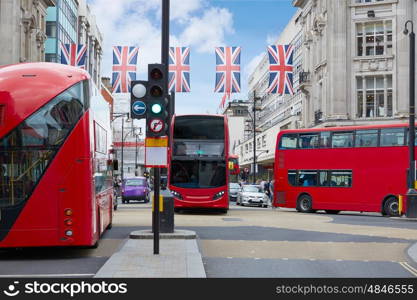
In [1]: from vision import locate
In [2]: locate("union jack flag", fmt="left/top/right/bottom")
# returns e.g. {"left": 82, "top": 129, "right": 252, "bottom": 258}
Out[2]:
{"left": 267, "top": 44, "right": 294, "bottom": 95}
{"left": 60, "top": 43, "right": 87, "bottom": 69}
{"left": 169, "top": 47, "right": 191, "bottom": 93}
{"left": 215, "top": 46, "right": 241, "bottom": 107}
{"left": 112, "top": 46, "right": 139, "bottom": 93}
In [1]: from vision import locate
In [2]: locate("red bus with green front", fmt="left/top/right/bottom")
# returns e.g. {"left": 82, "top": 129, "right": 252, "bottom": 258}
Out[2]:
{"left": 0, "top": 63, "right": 114, "bottom": 248}
{"left": 273, "top": 123, "right": 412, "bottom": 216}
{"left": 168, "top": 115, "right": 229, "bottom": 212}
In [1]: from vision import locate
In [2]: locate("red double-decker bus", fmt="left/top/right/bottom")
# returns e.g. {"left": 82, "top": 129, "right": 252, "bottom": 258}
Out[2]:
{"left": 0, "top": 63, "right": 115, "bottom": 248}
{"left": 273, "top": 123, "right": 412, "bottom": 216}
{"left": 168, "top": 115, "right": 229, "bottom": 213}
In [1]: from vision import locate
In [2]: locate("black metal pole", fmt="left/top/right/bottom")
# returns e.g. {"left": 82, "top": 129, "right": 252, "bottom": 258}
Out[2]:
{"left": 253, "top": 91, "right": 256, "bottom": 184}
{"left": 152, "top": 0, "right": 170, "bottom": 255}
{"left": 135, "top": 134, "right": 138, "bottom": 176}
{"left": 121, "top": 117, "right": 124, "bottom": 182}
{"left": 409, "top": 29, "right": 416, "bottom": 189}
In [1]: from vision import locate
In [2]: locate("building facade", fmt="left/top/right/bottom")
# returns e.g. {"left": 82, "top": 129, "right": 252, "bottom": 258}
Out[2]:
{"left": 45, "top": 0, "right": 103, "bottom": 85}
{"left": 222, "top": 99, "right": 250, "bottom": 155}
{"left": 236, "top": 12, "right": 303, "bottom": 181}
{"left": 294, "top": 0, "right": 414, "bottom": 128}
{"left": 0, "top": 0, "right": 56, "bottom": 65}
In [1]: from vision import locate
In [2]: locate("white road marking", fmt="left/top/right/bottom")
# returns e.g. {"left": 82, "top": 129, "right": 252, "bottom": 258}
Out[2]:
{"left": 399, "top": 262, "right": 417, "bottom": 277}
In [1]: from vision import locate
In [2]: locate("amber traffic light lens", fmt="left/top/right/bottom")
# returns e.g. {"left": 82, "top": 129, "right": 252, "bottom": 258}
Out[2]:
{"left": 150, "top": 85, "right": 163, "bottom": 97}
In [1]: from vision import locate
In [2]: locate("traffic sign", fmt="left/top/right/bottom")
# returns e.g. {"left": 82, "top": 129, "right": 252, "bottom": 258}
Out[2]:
{"left": 132, "top": 101, "right": 147, "bottom": 116}
{"left": 149, "top": 118, "right": 165, "bottom": 134}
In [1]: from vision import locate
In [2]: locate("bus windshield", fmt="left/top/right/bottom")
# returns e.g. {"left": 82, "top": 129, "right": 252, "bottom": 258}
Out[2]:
{"left": 173, "top": 116, "right": 225, "bottom": 140}
{"left": 170, "top": 160, "right": 226, "bottom": 188}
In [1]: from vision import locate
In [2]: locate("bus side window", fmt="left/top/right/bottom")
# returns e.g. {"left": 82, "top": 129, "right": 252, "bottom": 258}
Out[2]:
{"left": 288, "top": 170, "right": 297, "bottom": 186}
{"left": 320, "top": 132, "right": 331, "bottom": 148}
{"left": 280, "top": 134, "right": 297, "bottom": 149}
{"left": 318, "top": 171, "right": 329, "bottom": 186}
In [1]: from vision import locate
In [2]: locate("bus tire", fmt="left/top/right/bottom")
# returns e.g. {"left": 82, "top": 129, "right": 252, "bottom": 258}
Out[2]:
{"left": 325, "top": 210, "right": 340, "bottom": 214}
{"left": 296, "top": 194, "right": 313, "bottom": 213}
{"left": 383, "top": 196, "right": 399, "bottom": 217}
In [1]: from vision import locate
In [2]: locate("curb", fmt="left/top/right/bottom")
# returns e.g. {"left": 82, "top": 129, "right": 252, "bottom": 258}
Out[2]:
{"left": 407, "top": 242, "right": 417, "bottom": 265}
{"left": 129, "top": 229, "right": 197, "bottom": 239}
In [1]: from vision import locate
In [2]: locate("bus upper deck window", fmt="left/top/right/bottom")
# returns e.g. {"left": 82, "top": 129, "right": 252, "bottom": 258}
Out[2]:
{"left": 279, "top": 134, "right": 297, "bottom": 149}
{"left": 298, "top": 133, "right": 319, "bottom": 149}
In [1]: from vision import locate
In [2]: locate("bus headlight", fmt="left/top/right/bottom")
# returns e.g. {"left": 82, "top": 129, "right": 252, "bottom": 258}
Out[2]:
{"left": 171, "top": 190, "right": 183, "bottom": 200}
{"left": 213, "top": 191, "right": 225, "bottom": 200}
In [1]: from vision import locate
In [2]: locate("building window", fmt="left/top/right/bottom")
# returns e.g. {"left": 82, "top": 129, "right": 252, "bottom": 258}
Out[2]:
{"left": 356, "top": 75, "right": 393, "bottom": 118}
{"left": 355, "top": 0, "right": 387, "bottom": 3}
{"left": 357, "top": 21, "right": 392, "bottom": 57}
{"left": 46, "top": 21, "right": 56, "bottom": 38}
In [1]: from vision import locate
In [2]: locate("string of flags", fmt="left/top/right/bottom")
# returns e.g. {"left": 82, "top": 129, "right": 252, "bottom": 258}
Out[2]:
{"left": 59, "top": 42, "right": 294, "bottom": 107}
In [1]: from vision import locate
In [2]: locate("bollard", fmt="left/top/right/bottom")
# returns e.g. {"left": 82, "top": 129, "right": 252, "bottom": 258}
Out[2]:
{"left": 406, "top": 189, "right": 417, "bottom": 218}
{"left": 160, "top": 190, "right": 174, "bottom": 233}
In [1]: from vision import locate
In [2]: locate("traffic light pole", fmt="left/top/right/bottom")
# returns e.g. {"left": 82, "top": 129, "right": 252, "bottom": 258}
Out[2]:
{"left": 152, "top": 0, "right": 170, "bottom": 255}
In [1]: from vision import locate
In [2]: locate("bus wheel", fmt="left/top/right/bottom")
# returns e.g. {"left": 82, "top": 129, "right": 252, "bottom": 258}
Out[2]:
{"left": 297, "top": 194, "right": 313, "bottom": 213}
{"left": 383, "top": 196, "right": 399, "bottom": 217}
{"left": 325, "top": 210, "right": 340, "bottom": 214}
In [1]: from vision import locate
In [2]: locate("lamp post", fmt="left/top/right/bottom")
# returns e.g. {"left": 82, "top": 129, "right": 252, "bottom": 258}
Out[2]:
{"left": 404, "top": 21, "right": 417, "bottom": 218}
{"left": 134, "top": 128, "right": 142, "bottom": 176}
{"left": 252, "top": 91, "right": 261, "bottom": 184}
{"left": 111, "top": 112, "right": 130, "bottom": 182}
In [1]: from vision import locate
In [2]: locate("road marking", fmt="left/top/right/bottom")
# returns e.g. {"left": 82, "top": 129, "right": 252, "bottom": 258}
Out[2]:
{"left": 0, "top": 274, "right": 95, "bottom": 278}
{"left": 399, "top": 262, "right": 417, "bottom": 277}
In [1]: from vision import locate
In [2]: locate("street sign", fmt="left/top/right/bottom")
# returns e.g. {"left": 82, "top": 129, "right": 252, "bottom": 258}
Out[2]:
{"left": 132, "top": 100, "right": 146, "bottom": 116}
{"left": 149, "top": 118, "right": 165, "bottom": 134}
{"left": 145, "top": 137, "right": 168, "bottom": 168}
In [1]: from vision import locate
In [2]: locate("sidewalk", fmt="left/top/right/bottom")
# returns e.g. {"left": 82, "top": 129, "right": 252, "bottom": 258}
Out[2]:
{"left": 94, "top": 230, "right": 206, "bottom": 278}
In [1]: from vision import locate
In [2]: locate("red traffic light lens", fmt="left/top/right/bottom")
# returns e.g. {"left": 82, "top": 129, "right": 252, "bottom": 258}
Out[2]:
{"left": 150, "top": 68, "right": 163, "bottom": 80}
{"left": 150, "top": 85, "right": 163, "bottom": 97}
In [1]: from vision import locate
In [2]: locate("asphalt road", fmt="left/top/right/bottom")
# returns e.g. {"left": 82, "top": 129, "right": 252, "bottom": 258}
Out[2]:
{"left": 0, "top": 200, "right": 417, "bottom": 278}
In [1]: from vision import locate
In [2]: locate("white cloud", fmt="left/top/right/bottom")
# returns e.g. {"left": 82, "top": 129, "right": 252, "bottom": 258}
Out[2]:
{"left": 179, "top": 7, "right": 234, "bottom": 53}
{"left": 171, "top": 0, "right": 207, "bottom": 23}
{"left": 88, "top": 0, "right": 234, "bottom": 78}
{"left": 244, "top": 52, "right": 265, "bottom": 81}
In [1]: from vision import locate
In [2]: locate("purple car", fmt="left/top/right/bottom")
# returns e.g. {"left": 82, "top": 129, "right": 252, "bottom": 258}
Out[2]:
{"left": 121, "top": 177, "right": 150, "bottom": 203}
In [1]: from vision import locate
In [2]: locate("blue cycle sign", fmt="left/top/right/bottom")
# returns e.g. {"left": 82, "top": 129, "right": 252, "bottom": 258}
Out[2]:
{"left": 132, "top": 101, "right": 146, "bottom": 116}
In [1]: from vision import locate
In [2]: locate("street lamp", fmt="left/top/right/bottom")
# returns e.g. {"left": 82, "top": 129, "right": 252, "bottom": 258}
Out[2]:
{"left": 133, "top": 127, "right": 143, "bottom": 176}
{"left": 111, "top": 112, "right": 130, "bottom": 182}
{"left": 404, "top": 21, "right": 417, "bottom": 218}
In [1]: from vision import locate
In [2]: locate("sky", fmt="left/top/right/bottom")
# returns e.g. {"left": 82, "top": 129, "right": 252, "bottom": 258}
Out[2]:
{"left": 87, "top": 0, "right": 297, "bottom": 115}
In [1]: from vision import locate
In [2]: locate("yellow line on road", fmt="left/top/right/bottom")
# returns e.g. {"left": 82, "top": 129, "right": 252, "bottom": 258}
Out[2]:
{"left": 399, "top": 262, "right": 417, "bottom": 277}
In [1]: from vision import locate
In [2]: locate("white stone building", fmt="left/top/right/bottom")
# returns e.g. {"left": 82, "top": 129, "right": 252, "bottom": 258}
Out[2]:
{"left": 294, "top": 0, "right": 415, "bottom": 128}
{"left": 0, "top": 0, "right": 56, "bottom": 65}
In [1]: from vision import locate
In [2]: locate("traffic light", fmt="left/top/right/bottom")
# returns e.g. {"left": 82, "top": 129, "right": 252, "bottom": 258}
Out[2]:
{"left": 130, "top": 80, "right": 148, "bottom": 120}
{"left": 146, "top": 64, "right": 169, "bottom": 137}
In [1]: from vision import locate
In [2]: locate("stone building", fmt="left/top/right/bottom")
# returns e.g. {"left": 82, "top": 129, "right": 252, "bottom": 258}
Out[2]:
{"left": 0, "top": 0, "right": 56, "bottom": 65}
{"left": 45, "top": 0, "right": 103, "bottom": 85}
{"left": 294, "top": 0, "right": 414, "bottom": 128}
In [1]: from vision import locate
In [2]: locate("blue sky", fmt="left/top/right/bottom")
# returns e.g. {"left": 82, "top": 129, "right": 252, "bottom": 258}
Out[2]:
{"left": 88, "top": 0, "right": 297, "bottom": 114}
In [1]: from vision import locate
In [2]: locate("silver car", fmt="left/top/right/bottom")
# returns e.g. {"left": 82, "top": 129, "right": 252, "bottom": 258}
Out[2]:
{"left": 229, "top": 182, "right": 241, "bottom": 201}
{"left": 236, "top": 185, "right": 270, "bottom": 207}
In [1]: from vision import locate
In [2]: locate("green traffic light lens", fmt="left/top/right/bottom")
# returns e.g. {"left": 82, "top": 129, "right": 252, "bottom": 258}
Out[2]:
{"left": 151, "top": 103, "right": 162, "bottom": 114}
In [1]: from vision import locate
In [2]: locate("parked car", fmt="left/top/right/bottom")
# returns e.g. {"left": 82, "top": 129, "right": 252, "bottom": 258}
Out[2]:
{"left": 236, "top": 185, "right": 270, "bottom": 207}
{"left": 229, "top": 182, "right": 241, "bottom": 201}
{"left": 121, "top": 177, "right": 150, "bottom": 203}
